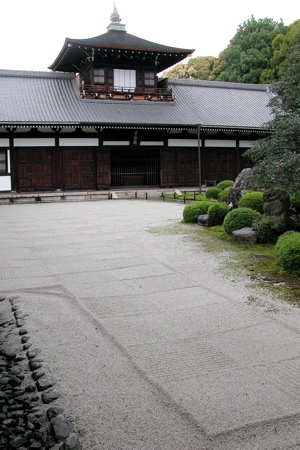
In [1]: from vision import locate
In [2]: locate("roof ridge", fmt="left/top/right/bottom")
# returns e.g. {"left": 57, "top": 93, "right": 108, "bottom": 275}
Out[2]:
{"left": 167, "top": 78, "right": 269, "bottom": 91}
{"left": 0, "top": 69, "right": 75, "bottom": 79}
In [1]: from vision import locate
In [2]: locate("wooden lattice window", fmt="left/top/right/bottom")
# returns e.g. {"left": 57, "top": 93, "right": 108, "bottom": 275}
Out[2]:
{"left": 94, "top": 68, "right": 105, "bottom": 85}
{"left": 144, "top": 71, "right": 155, "bottom": 86}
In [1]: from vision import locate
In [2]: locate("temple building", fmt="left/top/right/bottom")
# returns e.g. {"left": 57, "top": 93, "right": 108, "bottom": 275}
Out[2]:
{"left": 0, "top": 6, "right": 271, "bottom": 192}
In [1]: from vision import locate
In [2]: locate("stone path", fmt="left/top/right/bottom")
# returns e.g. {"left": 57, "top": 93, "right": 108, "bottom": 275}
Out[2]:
{"left": 0, "top": 200, "right": 300, "bottom": 449}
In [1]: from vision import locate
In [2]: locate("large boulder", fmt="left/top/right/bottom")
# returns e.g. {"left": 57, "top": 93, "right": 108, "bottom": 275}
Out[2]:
{"left": 263, "top": 190, "right": 290, "bottom": 224}
{"left": 228, "top": 188, "right": 243, "bottom": 209}
{"left": 234, "top": 168, "right": 254, "bottom": 190}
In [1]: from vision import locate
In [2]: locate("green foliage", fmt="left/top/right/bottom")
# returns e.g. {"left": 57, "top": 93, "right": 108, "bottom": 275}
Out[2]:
{"left": 216, "top": 180, "right": 234, "bottom": 191}
{"left": 205, "top": 187, "right": 222, "bottom": 199}
{"left": 290, "top": 195, "right": 300, "bottom": 214}
{"left": 252, "top": 215, "right": 286, "bottom": 243}
{"left": 162, "top": 63, "right": 197, "bottom": 79}
{"left": 217, "top": 16, "right": 287, "bottom": 84}
{"left": 218, "top": 186, "right": 231, "bottom": 202}
{"left": 287, "top": 215, "right": 300, "bottom": 232}
{"left": 187, "top": 56, "right": 218, "bottom": 80}
{"left": 275, "top": 231, "right": 300, "bottom": 275}
{"left": 238, "top": 192, "right": 264, "bottom": 213}
{"left": 266, "top": 19, "right": 300, "bottom": 82}
{"left": 163, "top": 56, "right": 220, "bottom": 81}
{"left": 183, "top": 201, "right": 215, "bottom": 222}
{"left": 207, "top": 202, "right": 229, "bottom": 226}
{"left": 245, "top": 43, "right": 300, "bottom": 196}
{"left": 223, "top": 207, "right": 261, "bottom": 234}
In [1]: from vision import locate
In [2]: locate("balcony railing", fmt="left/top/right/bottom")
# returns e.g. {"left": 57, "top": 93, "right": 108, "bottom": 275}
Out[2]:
{"left": 80, "top": 85, "right": 174, "bottom": 101}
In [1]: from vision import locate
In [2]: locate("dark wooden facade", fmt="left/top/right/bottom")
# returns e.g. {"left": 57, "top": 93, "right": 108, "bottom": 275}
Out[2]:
{"left": 3, "top": 128, "right": 256, "bottom": 192}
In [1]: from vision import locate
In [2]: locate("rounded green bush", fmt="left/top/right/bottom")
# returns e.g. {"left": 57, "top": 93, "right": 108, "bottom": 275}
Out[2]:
{"left": 238, "top": 192, "right": 264, "bottom": 213}
{"left": 183, "top": 201, "right": 215, "bottom": 223}
{"left": 218, "top": 186, "right": 231, "bottom": 203}
{"left": 252, "top": 216, "right": 286, "bottom": 244}
{"left": 216, "top": 180, "right": 234, "bottom": 191}
{"left": 275, "top": 231, "right": 300, "bottom": 275}
{"left": 223, "top": 207, "right": 261, "bottom": 234}
{"left": 207, "top": 202, "right": 229, "bottom": 226}
{"left": 205, "top": 187, "right": 222, "bottom": 199}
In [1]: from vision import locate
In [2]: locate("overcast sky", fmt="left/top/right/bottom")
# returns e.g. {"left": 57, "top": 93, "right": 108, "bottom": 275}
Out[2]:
{"left": 1, "top": 0, "right": 298, "bottom": 72}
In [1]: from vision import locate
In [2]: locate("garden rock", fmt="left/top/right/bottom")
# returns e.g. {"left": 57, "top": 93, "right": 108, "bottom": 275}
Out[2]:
{"left": 196, "top": 214, "right": 210, "bottom": 227}
{"left": 228, "top": 188, "right": 242, "bottom": 209}
{"left": 0, "top": 295, "right": 81, "bottom": 449}
{"left": 51, "top": 415, "right": 74, "bottom": 442}
{"left": 234, "top": 168, "right": 254, "bottom": 190}
{"left": 59, "top": 433, "right": 83, "bottom": 450}
{"left": 232, "top": 227, "right": 257, "bottom": 244}
{"left": 263, "top": 190, "right": 290, "bottom": 224}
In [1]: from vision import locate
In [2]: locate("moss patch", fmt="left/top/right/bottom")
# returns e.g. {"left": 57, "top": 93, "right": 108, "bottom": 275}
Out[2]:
{"left": 147, "top": 222, "right": 300, "bottom": 307}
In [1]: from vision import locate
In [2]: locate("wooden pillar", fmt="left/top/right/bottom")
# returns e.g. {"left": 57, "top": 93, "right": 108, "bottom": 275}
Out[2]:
{"left": 236, "top": 136, "right": 241, "bottom": 177}
{"left": 197, "top": 125, "right": 202, "bottom": 192}
{"left": 9, "top": 135, "right": 17, "bottom": 191}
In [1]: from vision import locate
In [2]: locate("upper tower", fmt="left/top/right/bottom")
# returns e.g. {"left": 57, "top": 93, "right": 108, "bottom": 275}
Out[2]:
{"left": 49, "top": 5, "right": 194, "bottom": 101}
{"left": 107, "top": 3, "right": 126, "bottom": 31}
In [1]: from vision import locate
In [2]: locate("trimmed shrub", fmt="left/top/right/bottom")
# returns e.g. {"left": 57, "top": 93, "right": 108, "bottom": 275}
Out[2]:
{"left": 205, "top": 187, "right": 222, "bottom": 199}
{"left": 207, "top": 202, "right": 229, "bottom": 226}
{"left": 275, "top": 231, "right": 300, "bottom": 275}
{"left": 216, "top": 180, "right": 234, "bottom": 191}
{"left": 252, "top": 216, "right": 286, "bottom": 244}
{"left": 183, "top": 201, "right": 215, "bottom": 222}
{"left": 218, "top": 187, "right": 231, "bottom": 203}
{"left": 223, "top": 207, "right": 261, "bottom": 234}
{"left": 238, "top": 192, "right": 264, "bottom": 213}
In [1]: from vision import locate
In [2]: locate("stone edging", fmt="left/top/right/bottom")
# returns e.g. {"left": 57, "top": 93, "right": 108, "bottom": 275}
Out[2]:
{"left": 0, "top": 295, "right": 82, "bottom": 449}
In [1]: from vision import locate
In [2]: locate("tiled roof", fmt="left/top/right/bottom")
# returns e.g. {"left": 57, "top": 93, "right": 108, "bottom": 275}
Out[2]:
{"left": 49, "top": 30, "right": 194, "bottom": 72}
{"left": 0, "top": 70, "right": 272, "bottom": 130}
{"left": 67, "top": 30, "right": 193, "bottom": 52}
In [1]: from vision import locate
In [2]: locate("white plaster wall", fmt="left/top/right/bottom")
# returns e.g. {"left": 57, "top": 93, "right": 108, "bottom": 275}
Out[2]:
{"left": 205, "top": 139, "right": 236, "bottom": 148}
{"left": 14, "top": 138, "right": 55, "bottom": 147}
{"left": 103, "top": 141, "right": 130, "bottom": 146}
{"left": 0, "top": 176, "right": 11, "bottom": 191}
{"left": 239, "top": 140, "right": 254, "bottom": 148}
{"left": 168, "top": 139, "right": 198, "bottom": 147}
{"left": 59, "top": 138, "right": 99, "bottom": 147}
{"left": 0, "top": 139, "right": 9, "bottom": 147}
{"left": 140, "top": 141, "right": 164, "bottom": 146}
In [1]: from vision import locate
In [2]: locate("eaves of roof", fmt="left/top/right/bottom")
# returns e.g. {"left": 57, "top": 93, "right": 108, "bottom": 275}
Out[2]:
{"left": 49, "top": 31, "right": 194, "bottom": 72}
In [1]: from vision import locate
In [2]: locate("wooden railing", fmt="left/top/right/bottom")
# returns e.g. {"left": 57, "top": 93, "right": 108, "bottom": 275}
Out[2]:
{"left": 80, "top": 85, "right": 174, "bottom": 101}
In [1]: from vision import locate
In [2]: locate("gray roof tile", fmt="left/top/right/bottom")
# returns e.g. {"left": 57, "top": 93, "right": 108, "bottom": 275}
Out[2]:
{"left": 0, "top": 70, "right": 272, "bottom": 129}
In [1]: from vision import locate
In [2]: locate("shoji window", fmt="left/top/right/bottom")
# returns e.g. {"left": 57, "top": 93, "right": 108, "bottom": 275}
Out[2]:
{"left": 113, "top": 69, "right": 136, "bottom": 91}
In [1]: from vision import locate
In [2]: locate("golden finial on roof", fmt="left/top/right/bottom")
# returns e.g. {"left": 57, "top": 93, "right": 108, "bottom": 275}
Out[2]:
{"left": 110, "top": 3, "right": 121, "bottom": 22}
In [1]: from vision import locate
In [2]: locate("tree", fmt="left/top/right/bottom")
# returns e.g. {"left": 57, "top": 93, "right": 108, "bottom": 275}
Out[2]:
{"left": 270, "top": 19, "right": 300, "bottom": 80}
{"left": 244, "top": 43, "right": 300, "bottom": 196}
{"left": 162, "top": 63, "right": 196, "bottom": 79}
{"left": 162, "top": 56, "right": 221, "bottom": 80}
{"left": 217, "top": 16, "right": 287, "bottom": 84}
{"left": 186, "top": 56, "right": 219, "bottom": 80}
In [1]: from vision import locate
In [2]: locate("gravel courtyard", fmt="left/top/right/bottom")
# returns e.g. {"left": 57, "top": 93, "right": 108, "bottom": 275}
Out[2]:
{"left": 1, "top": 200, "right": 300, "bottom": 449}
